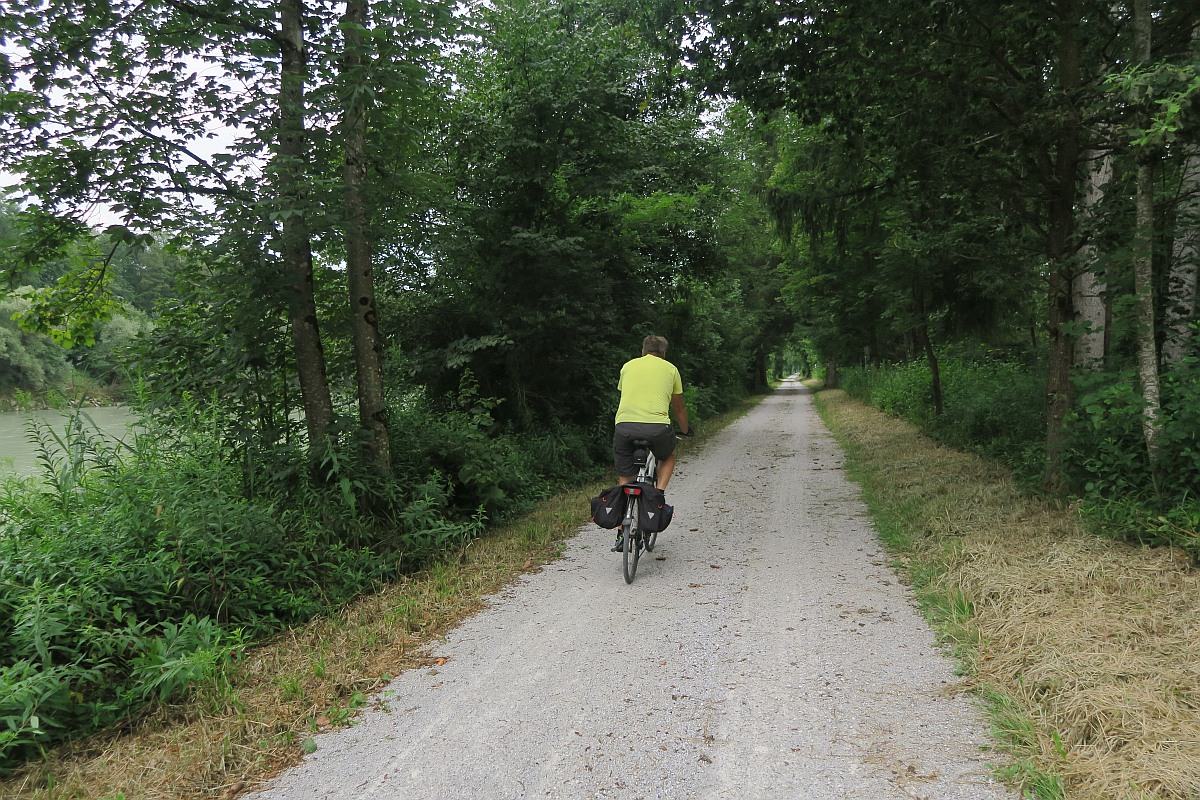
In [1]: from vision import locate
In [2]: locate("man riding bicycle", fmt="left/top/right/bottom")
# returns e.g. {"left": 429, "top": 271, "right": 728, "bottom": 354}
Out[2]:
{"left": 611, "top": 335, "right": 690, "bottom": 548}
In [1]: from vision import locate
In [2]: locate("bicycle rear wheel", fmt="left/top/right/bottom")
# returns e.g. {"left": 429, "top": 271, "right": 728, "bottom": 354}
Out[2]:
{"left": 622, "top": 502, "right": 640, "bottom": 584}
{"left": 643, "top": 463, "right": 659, "bottom": 553}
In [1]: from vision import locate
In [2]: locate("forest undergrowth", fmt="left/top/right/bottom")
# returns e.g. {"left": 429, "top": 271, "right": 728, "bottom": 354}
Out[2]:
{"left": 814, "top": 387, "right": 1200, "bottom": 800}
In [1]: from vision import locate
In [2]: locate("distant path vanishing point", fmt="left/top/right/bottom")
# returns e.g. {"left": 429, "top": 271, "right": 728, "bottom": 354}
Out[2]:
{"left": 249, "top": 379, "right": 1016, "bottom": 800}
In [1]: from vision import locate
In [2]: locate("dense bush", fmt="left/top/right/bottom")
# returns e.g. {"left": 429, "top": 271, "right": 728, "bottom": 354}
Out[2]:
{"left": 1065, "top": 358, "right": 1200, "bottom": 559}
{"left": 0, "top": 403, "right": 483, "bottom": 769}
{"left": 0, "top": 297, "right": 74, "bottom": 396}
{"left": 840, "top": 351, "right": 1200, "bottom": 561}
{"left": 840, "top": 354, "right": 1046, "bottom": 477}
{"left": 387, "top": 376, "right": 609, "bottom": 524}
{"left": 0, "top": 365, "right": 633, "bottom": 770}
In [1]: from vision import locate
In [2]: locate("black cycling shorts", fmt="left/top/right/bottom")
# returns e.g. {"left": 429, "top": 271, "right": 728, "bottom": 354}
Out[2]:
{"left": 613, "top": 422, "right": 676, "bottom": 477}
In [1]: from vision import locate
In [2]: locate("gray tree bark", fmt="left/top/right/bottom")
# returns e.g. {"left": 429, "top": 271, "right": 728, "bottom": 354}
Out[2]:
{"left": 1073, "top": 150, "right": 1113, "bottom": 367}
{"left": 1165, "top": 151, "right": 1200, "bottom": 367}
{"left": 341, "top": 0, "right": 392, "bottom": 476}
{"left": 1132, "top": 0, "right": 1161, "bottom": 460}
{"left": 1044, "top": 0, "right": 1083, "bottom": 491}
{"left": 280, "top": 0, "right": 335, "bottom": 449}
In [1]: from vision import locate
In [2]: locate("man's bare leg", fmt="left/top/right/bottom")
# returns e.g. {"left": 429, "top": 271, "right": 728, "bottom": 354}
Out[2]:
{"left": 656, "top": 452, "right": 676, "bottom": 490}
{"left": 619, "top": 449, "right": 676, "bottom": 489}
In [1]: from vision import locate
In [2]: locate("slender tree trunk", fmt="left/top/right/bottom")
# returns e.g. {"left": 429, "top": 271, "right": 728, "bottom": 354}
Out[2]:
{"left": 341, "top": 0, "right": 391, "bottom": 476}
{"left": 1165, "top": 150, "right": 1200, "bottom": 366}
{"left": 1132, "top": 0, "right": 1161, "bottom": 460}
{"left": 912, "top": 274, "right": 943, "bottom": 415}
{"left": 1073, "top": 150, "right": 1113, "bottom": 367}
{"left": 1044, "top": 1, "right": 1083, "bottom": 491}
{"left": 279, "top": 0, "right": 334, "bottom": 449}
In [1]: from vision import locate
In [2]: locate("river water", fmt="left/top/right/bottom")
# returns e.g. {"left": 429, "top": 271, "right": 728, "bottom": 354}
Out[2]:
{"left": 0, "top": 406, "right": 136, "bottom": 478}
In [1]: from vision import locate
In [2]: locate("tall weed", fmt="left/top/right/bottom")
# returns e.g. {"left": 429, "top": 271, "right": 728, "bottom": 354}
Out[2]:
{"left": 0, "top": 409, "right": 383, "bottom": 769}
{"left": 0, "top": 383, "right": 607, "bottom": 770}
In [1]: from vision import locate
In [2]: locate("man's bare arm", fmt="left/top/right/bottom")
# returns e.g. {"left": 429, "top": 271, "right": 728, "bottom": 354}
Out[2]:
{"left": 671, "top": 394, "right": 689, "bottom": 434}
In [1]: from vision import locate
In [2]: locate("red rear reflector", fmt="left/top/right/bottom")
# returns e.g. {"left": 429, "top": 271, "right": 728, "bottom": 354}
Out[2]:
{"left": 623, "top": 487, "right": 642, "bottom": 496}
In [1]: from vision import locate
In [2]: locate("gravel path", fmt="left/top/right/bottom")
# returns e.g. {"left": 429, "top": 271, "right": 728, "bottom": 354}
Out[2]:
{"left": 249, "top": 379, "right": 1015, "bottom": 800}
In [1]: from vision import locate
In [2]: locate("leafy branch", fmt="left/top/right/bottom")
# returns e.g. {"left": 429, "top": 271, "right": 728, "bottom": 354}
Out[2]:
{"left": 1105, "top": 63, "right": 1200, "bottom": 148}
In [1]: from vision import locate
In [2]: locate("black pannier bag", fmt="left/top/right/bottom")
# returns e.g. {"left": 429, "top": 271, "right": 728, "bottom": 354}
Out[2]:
{"left": 590, "top": 485, "right": 626, "bottom": 529}
{"left": 637, "top": 483, "right": 673, "bottom": 533}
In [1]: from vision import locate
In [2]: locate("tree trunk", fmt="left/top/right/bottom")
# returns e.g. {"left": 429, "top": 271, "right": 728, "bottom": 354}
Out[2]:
{"left": 755, "top": 347, "right": 770, "bottom": 389}
{"left": 912, "top": 273, "right": 943, "bottom": 415}
{"left": 1043, "top": 1, "right": 1083, "bottom": 492}
{"left": 341, "top": 0, "right": 391, "bottom": 477}
{"left": 1073, "top": 150, "right": 1113, "bottom": 367}
{"left": 1132, "top": 0, "right": 1161, "bottom": 460}
{"left": 279, "top": 0, "right": 334, "bottom": 449}
{"left": 1165, "top": 150, "right": 1200, "bottom": 366}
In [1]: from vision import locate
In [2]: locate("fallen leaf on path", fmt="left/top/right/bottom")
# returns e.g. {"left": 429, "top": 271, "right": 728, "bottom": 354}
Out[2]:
{"left": 315, "top": 716, "right": 331, "bottom": 728}
{"left": 710, "top": 564, "right": 721, "bottom": 569}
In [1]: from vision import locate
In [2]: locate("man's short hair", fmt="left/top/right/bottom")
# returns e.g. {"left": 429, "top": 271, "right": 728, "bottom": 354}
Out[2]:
{"left": 642, "top": 335, "right": 668, "bottom": 356}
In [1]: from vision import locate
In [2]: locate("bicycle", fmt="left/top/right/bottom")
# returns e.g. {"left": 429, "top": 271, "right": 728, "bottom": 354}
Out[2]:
{"left": 618, "top": 427, "right": 691, "bottom": 584}
{"left": 618, "top": 438, "right": 658, "bottom": 584}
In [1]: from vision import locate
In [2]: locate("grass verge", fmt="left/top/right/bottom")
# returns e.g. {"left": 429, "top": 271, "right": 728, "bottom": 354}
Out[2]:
{"left": 0, "top": 395, "right": 763, "bottom": 800}
{"left": 811, "top": 387, "right": 1200, "bottom": 800}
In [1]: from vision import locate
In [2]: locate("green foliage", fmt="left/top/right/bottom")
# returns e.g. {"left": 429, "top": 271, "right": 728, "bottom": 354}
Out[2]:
{"left": 1105, "top": 62, "right": 1200, "bottom": 148}
{"left": 1076, "top": 496, "right": 1200, "bottom": 561}
{"left": 1065, "top": 355, "right": 1200, "bottom": 559}
{"left": 10, "top": 260, "right": 119, "bottom": 349}
{"left": 387, "top": 375, "right": 607, "bottom": 528}
{"left": 129, "top": 616, "right": 242, "bottom": 703}
{"left": 0, "top": 204, "right": 167, "bottom": 402}
{"left": 1066, "top": 360, "right": 1200, "bottom": 500}
{"left": 0, "top": 367, "right": 616, "bottom": 769}
{"left": 394, "top": 0, "right": 774, "bottom": 431}
{"left": 0, "top": 401, "right": 463, "bottom": 769}
{"left": 839, "top": 346, "right": 1200, "bottom": 560}
{"left": 841, "top": 354, "right": 1046, "bottom": 479}
{"left": 0, "top": 297, "right": 73, "bottom": 394}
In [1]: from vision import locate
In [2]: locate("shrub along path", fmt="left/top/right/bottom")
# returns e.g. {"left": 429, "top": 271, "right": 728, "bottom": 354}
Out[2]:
{"left": 244, "top": 379, "right": 1011, "bottom": 800}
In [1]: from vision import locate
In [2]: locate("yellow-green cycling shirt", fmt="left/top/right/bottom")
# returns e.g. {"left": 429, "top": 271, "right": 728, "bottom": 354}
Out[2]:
{"left": 615, "top": 355, "right": 682, "bottom": 424}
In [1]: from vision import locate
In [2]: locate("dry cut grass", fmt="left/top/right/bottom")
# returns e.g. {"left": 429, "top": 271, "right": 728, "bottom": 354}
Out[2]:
{"left": 815, "top": 388, "right": 1200, "bottom": 800}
